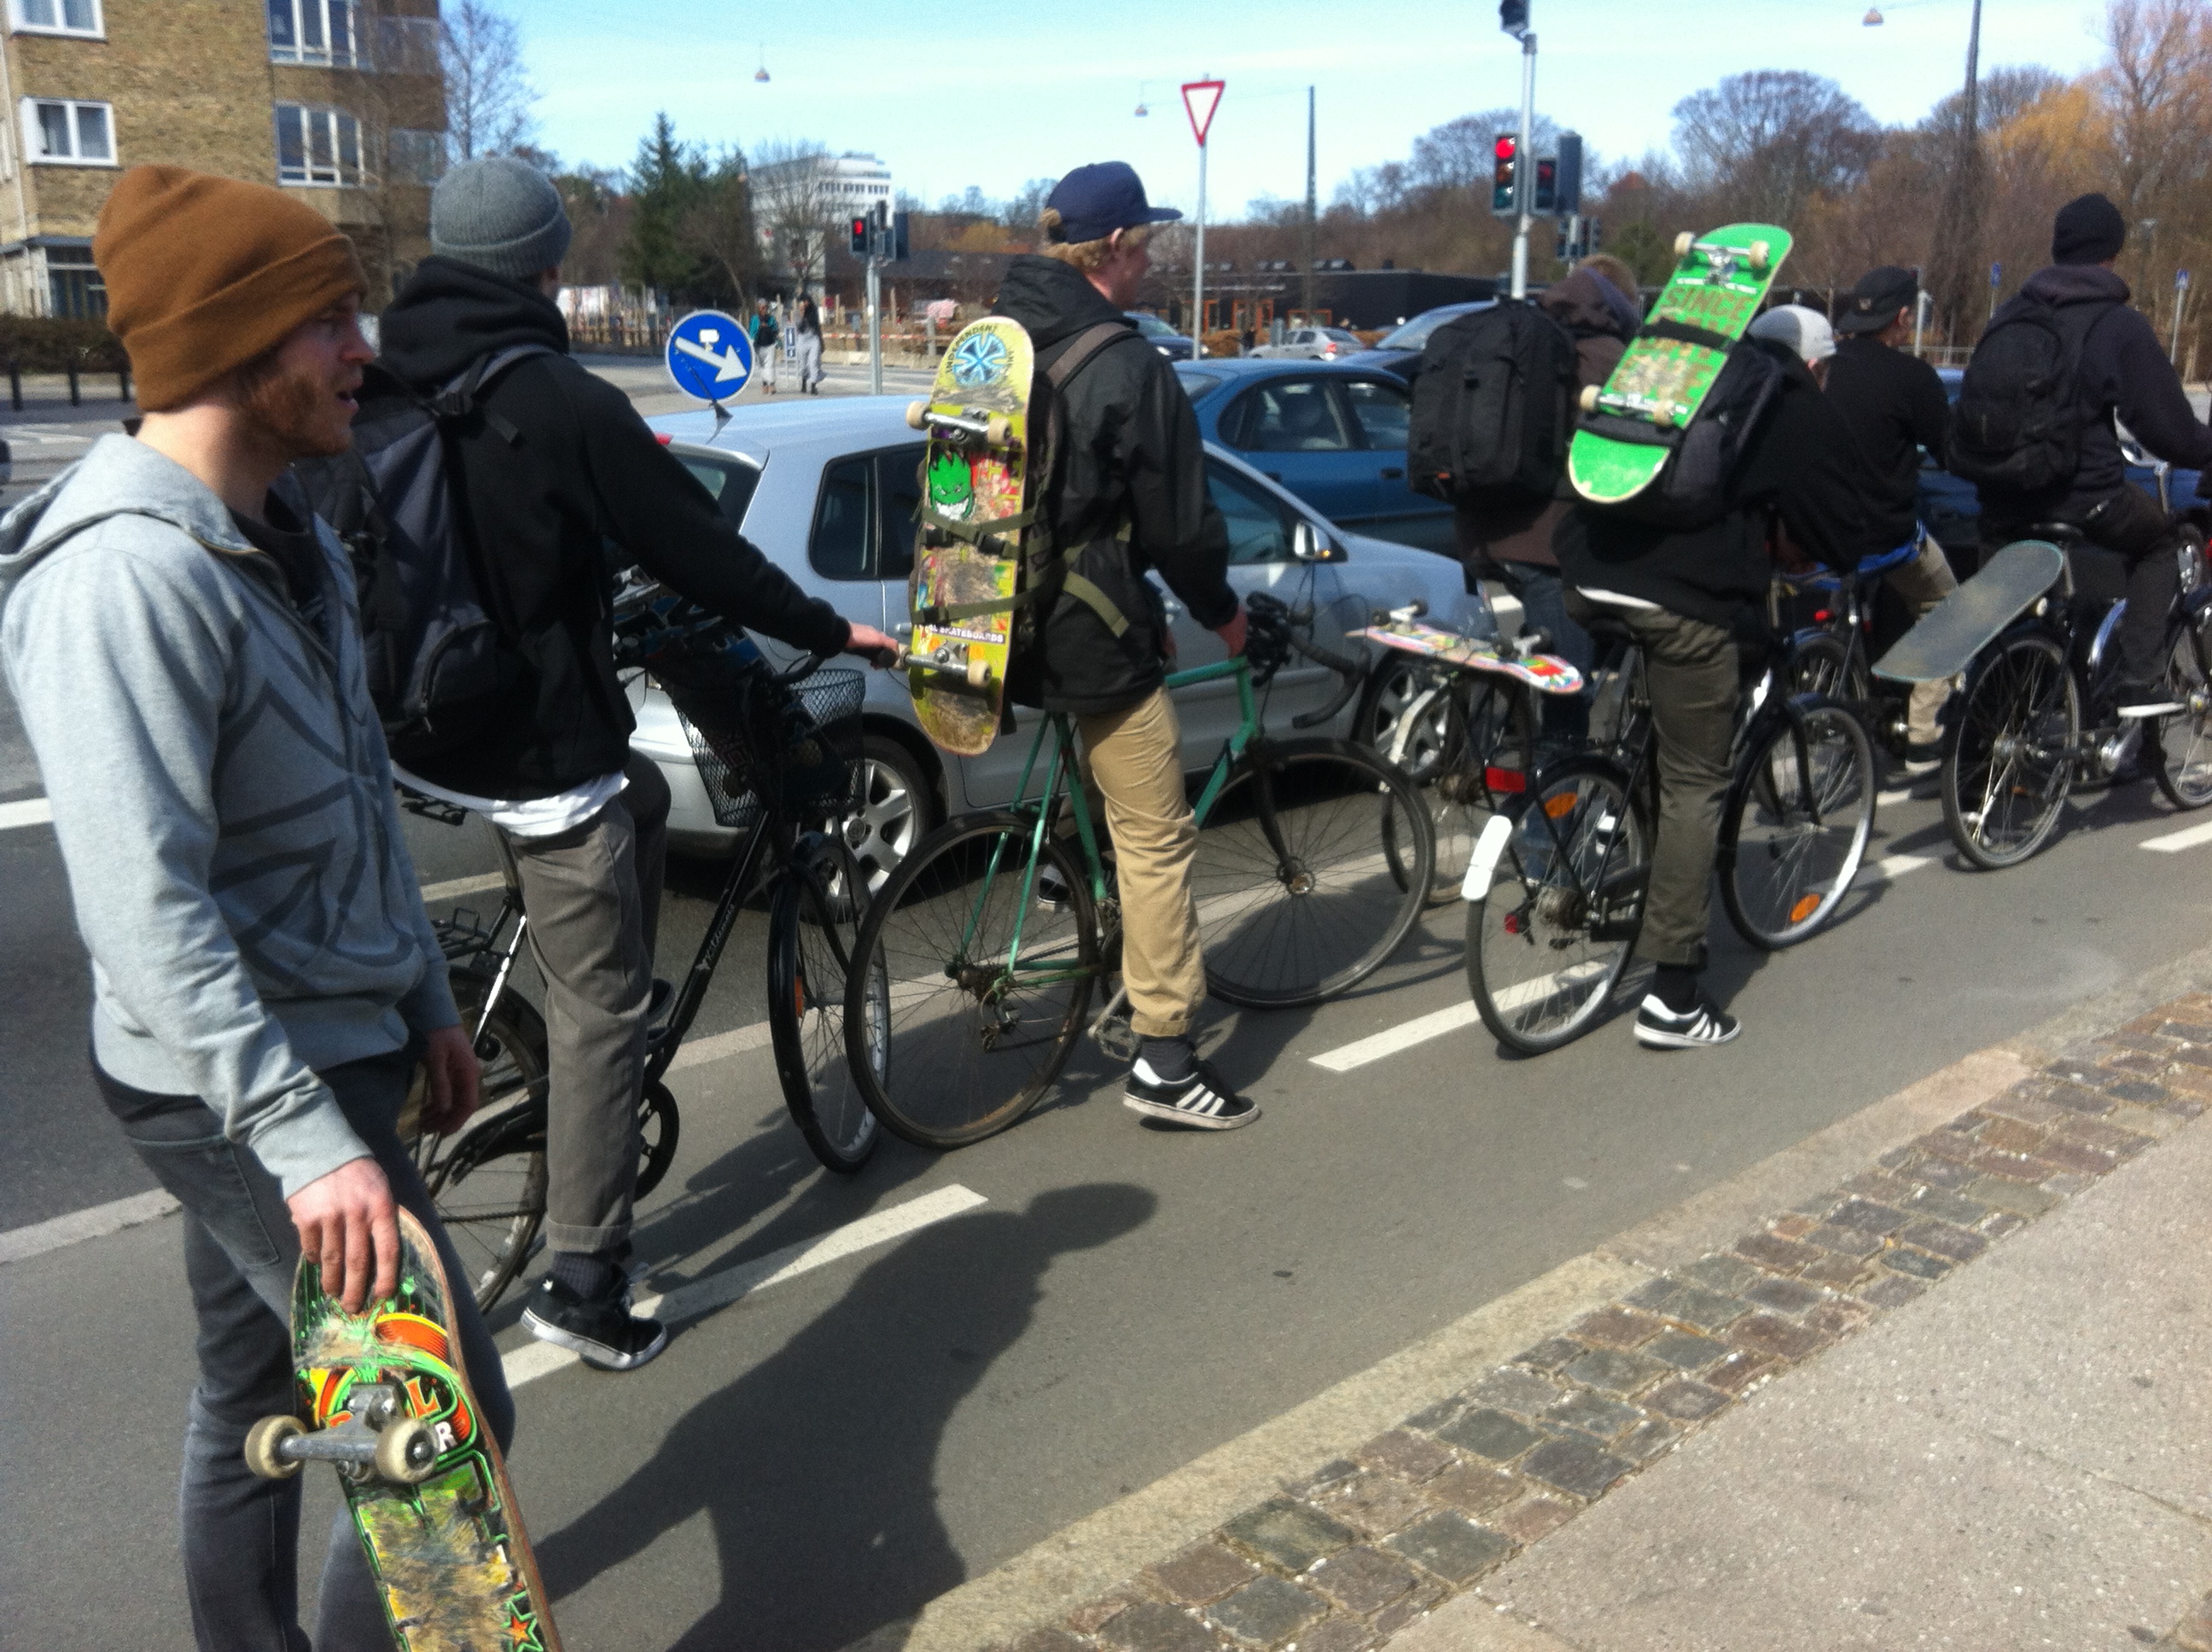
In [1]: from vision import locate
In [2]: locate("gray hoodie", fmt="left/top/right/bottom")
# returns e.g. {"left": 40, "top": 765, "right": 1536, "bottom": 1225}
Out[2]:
{"left": 0, "top": 434, "right": 457, "bottom": 1195}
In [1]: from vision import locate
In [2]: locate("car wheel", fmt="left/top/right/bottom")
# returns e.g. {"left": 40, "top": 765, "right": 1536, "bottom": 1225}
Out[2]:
{"left": 841, "top": 734, "right": 933, "bottom": 896}
{"left": 1359, "top": 658, "right": 1449, "bottom": 774}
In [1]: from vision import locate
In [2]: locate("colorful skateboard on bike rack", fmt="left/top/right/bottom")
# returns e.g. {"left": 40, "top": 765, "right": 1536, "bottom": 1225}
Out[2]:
{"left": 244, "top": 1209, "right": 560, "bottom": 1652}
{"left": 1356, "top": 619, "right": 1585, "bottom": 695}
{"left": 1569, "top": 222, "right": 1792, "bottom": 506}
{"left": 1873, "top": 540, "right": 2066, "bottom": 683}
{"left": 905, "top": 317, "right": 1034, "bottom": 756}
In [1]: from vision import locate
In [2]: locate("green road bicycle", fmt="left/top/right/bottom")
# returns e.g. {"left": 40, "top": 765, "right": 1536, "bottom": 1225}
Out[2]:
{"left": 844, "top": 590, "right": 1435, "bottom": 1149}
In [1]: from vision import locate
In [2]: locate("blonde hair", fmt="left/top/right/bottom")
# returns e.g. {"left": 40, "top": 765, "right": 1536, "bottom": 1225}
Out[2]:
{"left": 1038, "top": 207, "right": 1151, "bottom": 270}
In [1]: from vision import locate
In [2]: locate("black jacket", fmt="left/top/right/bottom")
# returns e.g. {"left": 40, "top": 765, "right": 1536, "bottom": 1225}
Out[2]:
{"left": 1825, "top": 335, "right": 1949, "bottom": 549}
{"left": 990, "top": 255, "right": 1236, "bottom": 713}
{"left": 1982, "top": 264, "right": 2212, "bottom": 517}
{"left": 1555, "top": 340, "right": 1878, "bottom": 630}
{"left": 364, "top": 257, "right": 849, "bottom": 798}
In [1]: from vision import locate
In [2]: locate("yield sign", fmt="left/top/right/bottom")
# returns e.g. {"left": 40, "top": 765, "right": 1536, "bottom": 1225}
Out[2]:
{"left": 1182, "top": 79, "right": 1224, "bottom": 147}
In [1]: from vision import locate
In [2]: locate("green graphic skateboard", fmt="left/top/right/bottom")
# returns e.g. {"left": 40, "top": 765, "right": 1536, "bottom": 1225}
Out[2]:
{"left": 245, "top": 1209, "right": 560, "bottom": 1652}
{"left": 905, "top": 317, "right": 1035, "bottom": 756}
{"left": 1355, "top": 619, "right": 1584, "bottom": 695}
{"left": 1569, "top": 223, "right": 1792, "bottom": 506}
{"left": 1875, "top": 540, "right": 2068, "bottom": 683}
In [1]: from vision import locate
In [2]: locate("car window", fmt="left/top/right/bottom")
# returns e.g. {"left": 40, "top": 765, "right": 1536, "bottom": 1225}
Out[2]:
{"left": 1325, "top": 329, "right": 1360, "bottom": 345}
{"left": 1128, "top": 312, "right": 1173, "bottom": 338}
{"left": 678, "top": 453, "right": 762, "bottom": 531}
{"left": 1375, "top": 304, "right": 1482, "bottom": 352}
{"left": 810, "top": 456, "right": 873, "bottom": 579}
{"left": 1207, "top": 462, "right": 1295, "bottom": 564}
{"left": 1231, "top": 377, "right": 1353, "bottom": 452}
{"left": 876, "top": 445, "right": 923, "bottom": 580}
{"left": 1342, "top": 379, "right": 1411, "bottom": 451}
{"left": 1176, "top": 369, "right": 1224, "bottom": 399}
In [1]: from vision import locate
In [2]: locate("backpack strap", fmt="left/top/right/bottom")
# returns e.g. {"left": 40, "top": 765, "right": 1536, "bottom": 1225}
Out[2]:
{"left": 428, "top": 343, "right": 556, "bottom": 445}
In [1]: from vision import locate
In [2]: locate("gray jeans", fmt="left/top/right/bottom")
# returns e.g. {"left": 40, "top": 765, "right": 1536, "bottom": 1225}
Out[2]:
{"left": 93, "top": 1044, "right": 515, "bottom": 1652}
{"left": 503, "top": 752, "right": 668, "bottom": 1256}
{"left": 1566, "top": 593, "right": 1739, "bottom": 971}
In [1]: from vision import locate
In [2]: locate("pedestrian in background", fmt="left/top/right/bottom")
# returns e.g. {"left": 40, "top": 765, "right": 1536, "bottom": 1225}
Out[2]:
{"left": 795, "top": 294, "right": 825, "bottom": 393}
{"left": 750, "top": 296, "right": 781, "bottom": 394}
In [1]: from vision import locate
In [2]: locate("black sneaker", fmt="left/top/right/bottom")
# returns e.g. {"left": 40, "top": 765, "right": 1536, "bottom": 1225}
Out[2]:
{"left": 1123, "top": 1057, "right": 1259, "bottom": 1129}
{"left": 1634, "top": 993, "right": 1742, "bottom": 1050}
{"left": 522, "top": 1277, "right": 668, "bottom": 1371}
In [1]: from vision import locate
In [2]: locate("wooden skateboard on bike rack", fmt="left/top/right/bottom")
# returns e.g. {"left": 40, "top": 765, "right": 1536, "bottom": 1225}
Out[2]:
{"left": 1355, "top": 619, "right": 1585, "bottom": 695}
{"left": 1569, "top": 222, "right": 1791, "bottom": 506}
{"left": 905, "top": 317, "right": 1035, "bottom": 756}
{"left": 1873, "top": 540, "right": 2066, "bottom": 683}
{"left": 244, "top": 1208, "right": 560, "bottom": 1652}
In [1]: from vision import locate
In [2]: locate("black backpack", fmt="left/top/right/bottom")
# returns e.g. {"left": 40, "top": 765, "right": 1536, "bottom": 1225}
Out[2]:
{"left": 1947, "top": 298, "right": 2116, "bottom": 494}
{"left": 1407, "top": 300, "right": 1578, "bottom": 499}
{"left": 295, "top": 344, "right": 553, "bottom": 751}
{"left": 1580, "top": 335, "right": 1787, "bottom": 529}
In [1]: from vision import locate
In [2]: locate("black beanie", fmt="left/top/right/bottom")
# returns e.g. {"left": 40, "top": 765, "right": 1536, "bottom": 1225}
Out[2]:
{"left": 2052, "top": 193, "right": 2126, "bottom": 265}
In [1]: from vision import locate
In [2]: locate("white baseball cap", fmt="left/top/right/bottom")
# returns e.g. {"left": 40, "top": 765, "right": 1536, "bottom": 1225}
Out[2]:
{"left": 1748, "top": 304, "right": 1837, "bottom": 366}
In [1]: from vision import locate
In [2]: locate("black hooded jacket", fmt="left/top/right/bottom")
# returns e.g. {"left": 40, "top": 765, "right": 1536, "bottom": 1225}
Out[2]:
{"left": 1554, "top": 340, "right": 1878, "bottom": 629}
{"left": 1981, "top": 263, "right": 2212, "bottom": 517}
{"left": 363, "top": 257, "right": 850, "bottom": 798}
{"left": 990, "top": 255, "right": 1236, "bottom": 713}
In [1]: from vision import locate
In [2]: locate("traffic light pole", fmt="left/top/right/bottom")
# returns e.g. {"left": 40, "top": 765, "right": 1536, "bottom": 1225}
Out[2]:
{"left": 1192, "top": 137, "right": 1208, "bottom": 358}
{"left": 1511, "top": 29, "right": 1536, "bottom": 300}
{"left": 866, "top": 253, "right": 882, "bottom": 395}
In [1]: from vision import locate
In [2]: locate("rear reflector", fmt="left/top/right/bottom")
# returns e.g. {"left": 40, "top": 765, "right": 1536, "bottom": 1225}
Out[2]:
{"left": 655, "top": 433, "right": 672, "bottom": 445}
{"left": 1544, "top": 791, "right": 1578, "bottom": 819}
{"left": 1485, "top": 765, "right": 1527, "bottom": 794}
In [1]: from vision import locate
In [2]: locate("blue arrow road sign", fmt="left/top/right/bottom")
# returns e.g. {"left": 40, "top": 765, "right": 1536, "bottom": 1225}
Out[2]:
{"left": 1990, "top": 261, "right": 2002, "bottom": 287}
{"left": 664, "top": 309, "right": 754, "bottom": 402}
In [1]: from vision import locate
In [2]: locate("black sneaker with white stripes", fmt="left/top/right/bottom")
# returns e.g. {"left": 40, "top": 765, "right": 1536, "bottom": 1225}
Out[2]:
{"left": 1634, "top": 992, "right": 1742, "bottom": 1050}
{"left": 1123, "top": 1056, "right": 1259, "bottom": 1129}
{"left": 522, "top": 1277, "right": 668, "bottom": 1371}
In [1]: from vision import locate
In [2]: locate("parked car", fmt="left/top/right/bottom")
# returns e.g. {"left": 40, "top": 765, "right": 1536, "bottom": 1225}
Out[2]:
{"left": 1172, "top": 358, "right": 1450, "bottom": 538}
{"left": 632, "top": 397, "right": 1470, "bottom": 879}
{"left": 1337, "top": 301, "right": 1495, "bottom": 388}
{"left": 1126, "top": 311, "right": 1194, "bottom": 360}
{"left": 1250, "top": 326, "right": 1365, "bottom": 362}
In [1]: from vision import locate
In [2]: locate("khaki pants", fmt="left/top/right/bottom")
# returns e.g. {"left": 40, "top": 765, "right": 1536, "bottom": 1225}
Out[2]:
{"left": 1885, "top": 532, "right": 1959, "bottom": 746}
{"left": 1074, "top": 686, "right": 1207, "bottom": 1038}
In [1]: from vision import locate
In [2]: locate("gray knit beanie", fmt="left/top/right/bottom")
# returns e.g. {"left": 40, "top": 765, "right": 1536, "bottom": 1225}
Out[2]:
{"left": 431, "top": 155, "right": 572, "bottom": 279}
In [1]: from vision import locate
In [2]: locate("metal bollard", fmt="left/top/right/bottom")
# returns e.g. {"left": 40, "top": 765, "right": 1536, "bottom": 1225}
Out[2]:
{"left": 8, "top": 358, "right": 19, "bottom": 412}
{"left": 118, "top": 364, "right": 131, "bottom": 404}
{"left": 67, "top": 359, "right": 79, "bottom": 405}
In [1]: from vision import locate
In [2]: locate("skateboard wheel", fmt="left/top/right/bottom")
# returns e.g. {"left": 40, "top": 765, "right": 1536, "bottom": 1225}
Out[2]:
{"left": 245, "top": 1414, "right": 306, "bottom": 1480}
{"left": 1748, "top": 240, "right": 1771, "bottom": 271}
{"left": 966, "top": 656, "right": 991, "bottom": 690}
{"left": 905, "top": 399, "right": 928, "bottom": 430}
{"left": 1674, "top": 231, "right": 1694, "bottom": 259}
{"left": 374, "top": 1416, "right": 441, "bottom": 1486}
{"left": 984, "top": 414, "right": 1012, "bottom": 447}
{"left": 1578, "top": 384, "right": 1600, "bottom": 415}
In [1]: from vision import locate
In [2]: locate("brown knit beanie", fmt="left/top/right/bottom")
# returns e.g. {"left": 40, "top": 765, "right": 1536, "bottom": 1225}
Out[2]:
{"left": 94, "top": 165, "right": 366, "bottom": 411}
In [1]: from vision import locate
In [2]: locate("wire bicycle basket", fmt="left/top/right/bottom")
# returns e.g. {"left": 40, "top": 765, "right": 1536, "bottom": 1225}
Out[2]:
{"left": 654, "top": 648, "right": 864, "bottom": 831}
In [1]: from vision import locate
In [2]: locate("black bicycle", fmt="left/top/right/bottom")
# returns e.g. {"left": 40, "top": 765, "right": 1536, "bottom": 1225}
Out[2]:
{"left": 407, "top": 588, "right": 887, "bottom": 1308}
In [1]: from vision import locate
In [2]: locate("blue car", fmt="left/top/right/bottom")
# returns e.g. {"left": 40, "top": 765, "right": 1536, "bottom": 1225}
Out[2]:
{"left": 1336, "top": 300, "right": 1494, "bottom": 389}
{"left": 1173, "top": 358, "right": 1450, "bottom": 536}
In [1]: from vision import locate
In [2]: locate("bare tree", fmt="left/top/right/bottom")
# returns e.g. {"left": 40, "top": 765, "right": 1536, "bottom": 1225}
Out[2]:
{"left": 679, "top": 148, "right": 761, "bottom": 303}
{"left": 1672, "top": 72, "right": 1881, "bottom": 225}
{"left": 441, "top": 0, "right": 537, "bottom": 163}
{"left": 748, "top": 137, "right": 840, "bottom": 295}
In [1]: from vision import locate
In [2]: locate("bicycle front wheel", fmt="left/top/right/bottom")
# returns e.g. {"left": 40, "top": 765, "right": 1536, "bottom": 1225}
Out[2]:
{"left": 1467, "top": 759, "right": 1644, "bottom": 1055}
{"left": 1196, "top": 739, "right": 1434, "bottom": 1009}
{"left": 1720, "top": 699, "right": 1876, "bottom": 949}
{"left": 420, "top": 967, "right": 550, "bottom": 1311}
{"left": 1942, "top": 631, "right": 2078, "bottom": 869}
{"left": 768, "top": 841, "right": 882, "bottom": 1172}
{"left": 847, "top": 811, "right": 1099, "bottom": 1149}
{"left": 2156, "top": 609, "right": 2212, "bottom": 810}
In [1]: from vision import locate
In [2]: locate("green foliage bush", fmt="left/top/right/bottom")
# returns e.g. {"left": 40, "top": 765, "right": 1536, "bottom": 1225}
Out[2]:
{"left": 0, "top": 317, "right": 125, "bottom": 371}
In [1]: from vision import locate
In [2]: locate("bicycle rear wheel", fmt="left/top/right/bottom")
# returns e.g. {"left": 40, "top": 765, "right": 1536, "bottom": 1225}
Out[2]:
{"left": 2155, "top": 610, "right": 2212, "bottom": 810}
{"left": 418, "top": 968, "right": 550, "bottom": 1311}
{"left": 1196, "top": 738, "right": 1433, "bottom": 1008}
{"left": 847, "top": 811, "right": 1099, "bottom": 1149}
{"left": 1941, "top": 631, "right": 2078, "bottom": 869}
{"left": 768, "top": 840, "right": 882, "bottom": 1172}
{"left": 1414, "top": 681, "right": 1528, "bottom": 906}
{"left": 1467, "top": 759, "right": 1644, "bottom": 1055}
{"left": 1720, "top": 699, "right": 1876, "bottom": 949}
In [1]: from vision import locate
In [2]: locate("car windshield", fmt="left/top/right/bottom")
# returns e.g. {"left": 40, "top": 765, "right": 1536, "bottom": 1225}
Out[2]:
{"left": 1376, "top": 306, "right": 1481, "bottom": 352}
{"left": 1174, "top": 368, "right": 1224, "bottom": 398}
{"left": 1324, "top": 329, "right": 1360, "bottom": 344}
{"left": 1128, "top": 313, "right": 1175, "bottom": 338}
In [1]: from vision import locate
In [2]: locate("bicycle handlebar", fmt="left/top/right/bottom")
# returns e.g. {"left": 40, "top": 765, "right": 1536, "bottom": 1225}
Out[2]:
{"left": 1245, "top": 590, "right": 1369, "bottom": 729}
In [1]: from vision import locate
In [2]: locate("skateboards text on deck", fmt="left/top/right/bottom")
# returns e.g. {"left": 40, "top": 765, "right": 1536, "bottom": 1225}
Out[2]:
{"left": 1357, "top": 619, "right": 1585, "bottom": 696}
{"left": 905, "top": 317, "right": 1036, "bottom": 757}
{"left": 1874, "top": 539, "right": 2068, "bottom": 683}
{"left": 1569, "top": 223, "right": 1793, "bottom": 506}
{"left": 244, "top": 1208, "right": 559, "bottom": 1652}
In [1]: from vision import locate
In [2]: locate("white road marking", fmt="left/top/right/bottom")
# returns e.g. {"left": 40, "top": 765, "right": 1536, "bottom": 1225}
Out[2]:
{"left": 0, "top": 1188, "right": 179, "bottom": 1264}
{"left": 1866, "top": 852, "right": 1932, "bottom": 881}
{"left": 417, "top": 871, "right": 509, "bottom": 903}
{"left": 0, "top": 796, "right": 53, "bottom": 831}
{"left": 667, "top": 1019, "right": 775, "bottom": 1071}
{"left": 1310, "top": 1003, "right": 1479, "bottom": 1072}
{"left": 1877, "top": 788, "right": 1914, "bottom": 807}
{"left": 502, "top": 1184, "right": 988, "bottom": 1388}
{"left": 2141, "top": 819, "right": 2212, "bottom": 853}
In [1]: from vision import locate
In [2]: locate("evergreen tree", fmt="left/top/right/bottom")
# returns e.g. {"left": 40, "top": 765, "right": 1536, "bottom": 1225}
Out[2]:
{"left": 620, "top": 112, "right": 709, "bottom": 296}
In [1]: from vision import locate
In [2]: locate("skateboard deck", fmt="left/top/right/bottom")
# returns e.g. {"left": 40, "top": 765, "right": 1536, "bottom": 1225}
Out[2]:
{"left": 246, "top": 1209, "right": 560, "bottom": 1652}
{"left": 1569, "top": 223, "right": 1792, "bottom": 506}
{"left": 906, "top": 317, "right": 1034, "bottom": 756}
{"left": 1357, "top": 620, "right": 1585, "bottom": 695}
{"left": 1874, "top": 540, "right": 2067, "bottom": 683}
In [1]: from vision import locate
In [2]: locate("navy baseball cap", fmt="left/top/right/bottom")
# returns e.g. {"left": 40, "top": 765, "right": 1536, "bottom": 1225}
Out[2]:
{"left": 1045, "top": 162, "right": 1183, "bottom": 243}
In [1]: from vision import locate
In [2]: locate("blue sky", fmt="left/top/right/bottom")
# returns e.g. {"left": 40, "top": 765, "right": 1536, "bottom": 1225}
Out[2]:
{"left": 517, "top": 0, "right": 2110, "bottom": 219}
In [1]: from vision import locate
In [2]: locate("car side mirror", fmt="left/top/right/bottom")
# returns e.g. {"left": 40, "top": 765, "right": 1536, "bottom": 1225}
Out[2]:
{"left": 1291, "top": 520, "right": 1343, "bottom": 563}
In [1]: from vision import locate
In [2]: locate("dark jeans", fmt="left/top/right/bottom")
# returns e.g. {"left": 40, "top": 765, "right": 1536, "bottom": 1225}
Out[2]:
{"left": 1497, "top": 561, "right": 1594, "bottom": 743}
{"left": 1565, "top": 592, "right": 1738, "bottom": 972}
{"left": 93, "top": 1044, "right": 515, "bottom": 1652}
{"left": 1985, "top": 484, "right": 2182, "bottom": 687}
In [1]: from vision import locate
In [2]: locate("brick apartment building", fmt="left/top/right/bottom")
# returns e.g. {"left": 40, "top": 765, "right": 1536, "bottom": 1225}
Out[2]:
{"left": 0, "top": 0, "right": 445, "bottom": 318}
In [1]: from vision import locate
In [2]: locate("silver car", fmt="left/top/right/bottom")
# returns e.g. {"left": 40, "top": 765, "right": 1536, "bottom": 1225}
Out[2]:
{"left": 1250, "top": 326, "right": 1365, "bottom": 362}
{"left": 629, "top": 397, "right": 1470, "bottom": 883}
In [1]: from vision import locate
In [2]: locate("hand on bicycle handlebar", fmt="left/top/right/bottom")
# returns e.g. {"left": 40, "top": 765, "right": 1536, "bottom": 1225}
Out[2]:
{"left": 844, "top": 622, "right": 901, "bottom": 669}
{"left": 1214, "top": 606, "right": 1248, "bottom": 659}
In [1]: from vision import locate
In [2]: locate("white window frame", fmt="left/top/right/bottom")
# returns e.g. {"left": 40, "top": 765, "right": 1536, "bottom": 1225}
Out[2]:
{"left": 9, "top": 0, "right": 104, "bottom": 38}
{"left": 20, "top": 97, "right": 114, "bottom": 167}
{"left": 267, "top": 0, "right": 359, "bottom": 68}
{"left": 273, "top": 103, "right": 364, "bottom": 188}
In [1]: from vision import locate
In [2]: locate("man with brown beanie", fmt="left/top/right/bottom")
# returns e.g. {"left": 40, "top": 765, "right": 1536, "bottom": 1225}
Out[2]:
{"left": 0, "top": 166, "right": 506, "bottom": 1650}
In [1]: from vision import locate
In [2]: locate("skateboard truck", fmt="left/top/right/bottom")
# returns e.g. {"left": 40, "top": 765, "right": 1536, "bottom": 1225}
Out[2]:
{"left": 905, "top": 400, "right": 1016, "bottom": 451}
{"left": 898, "top": 643, "right": 993, "bottom": 692}
{"left": 244, "top": 1383, "right": 442, "bottom": 1486}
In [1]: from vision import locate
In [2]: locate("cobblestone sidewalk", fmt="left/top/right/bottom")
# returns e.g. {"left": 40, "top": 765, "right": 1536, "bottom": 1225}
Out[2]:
{"left": 985, "top": 992, "right": 2212, "bottom": 1652}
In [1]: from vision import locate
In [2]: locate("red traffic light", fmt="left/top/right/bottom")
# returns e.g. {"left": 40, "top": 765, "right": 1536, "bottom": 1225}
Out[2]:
{"left": 1493, "top": 135, "right": 1517, "bottom": 160}
{"left": 848, "top": 215, "right": 870, "bottom": 254}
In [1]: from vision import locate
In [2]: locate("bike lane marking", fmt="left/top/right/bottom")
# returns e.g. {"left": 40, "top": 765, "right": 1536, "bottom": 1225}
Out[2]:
{"left": 417, "top": 871, "right": 509, "bottom": 903}
{"left": 0, "top": 795, "right": 52, "bottom": 831}
{"left": 2142, "top": 819, "right": 2212, "bottom": 853}
{"left": 500, "top": 1182, "right": 988, "bottom": 1389}
{"left": 0, "top": 1187, "right": 179, "bottom": 1264}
